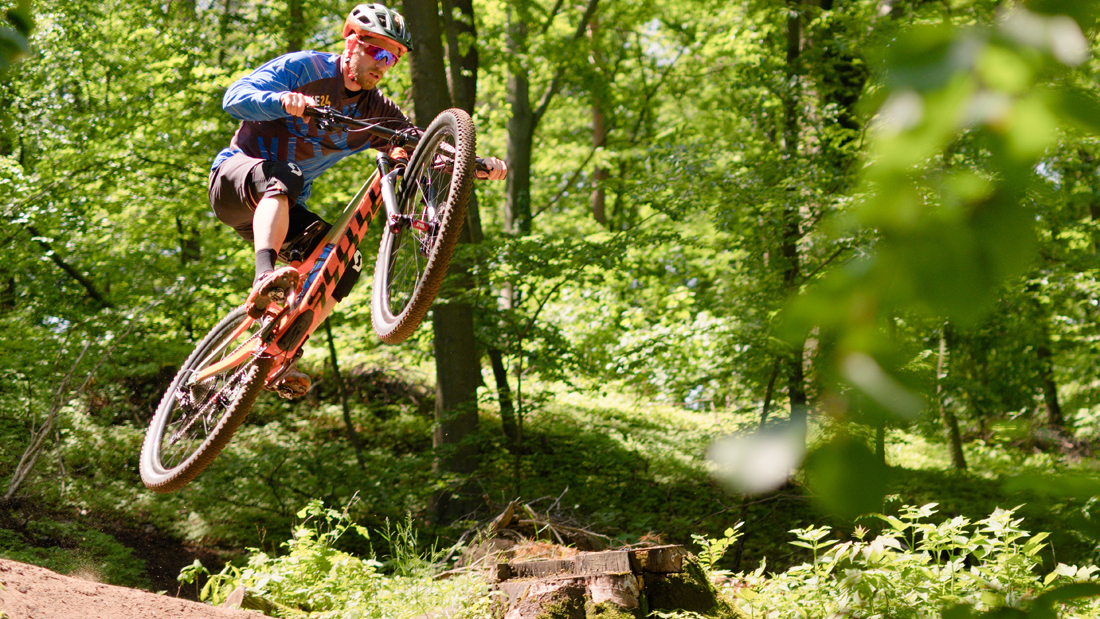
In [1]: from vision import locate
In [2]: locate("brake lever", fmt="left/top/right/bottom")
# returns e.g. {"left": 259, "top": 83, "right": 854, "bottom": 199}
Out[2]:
{"left": 316, "top": 117, "right": 345, "bottom": 132}
{"left": 304, "top": 105, "right": 346, "bottom": 132}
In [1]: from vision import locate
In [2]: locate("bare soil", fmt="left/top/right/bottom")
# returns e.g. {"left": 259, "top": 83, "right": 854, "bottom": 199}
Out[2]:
{"left": 0, "top": 559, "right": 259, "bottom": 619}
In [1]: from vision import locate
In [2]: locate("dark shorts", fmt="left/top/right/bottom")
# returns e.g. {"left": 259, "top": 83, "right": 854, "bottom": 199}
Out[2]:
{"left": 208, "top": 152, "right": 326, "bottom": 245}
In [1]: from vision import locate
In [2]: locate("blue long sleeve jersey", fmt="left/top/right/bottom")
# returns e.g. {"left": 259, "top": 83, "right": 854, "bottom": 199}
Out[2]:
{"left": 212, "top": 50, "right": 409, "bottom": 209}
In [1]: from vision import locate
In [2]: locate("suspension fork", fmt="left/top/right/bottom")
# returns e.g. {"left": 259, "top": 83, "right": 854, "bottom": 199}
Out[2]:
{"left": 377, "top": 152, "right": 406, "bottom": 232}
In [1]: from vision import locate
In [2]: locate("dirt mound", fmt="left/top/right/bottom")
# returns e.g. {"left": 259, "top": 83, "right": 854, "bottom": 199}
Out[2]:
{"left": 0, "top": 559, "right": 258, "bottom": 619}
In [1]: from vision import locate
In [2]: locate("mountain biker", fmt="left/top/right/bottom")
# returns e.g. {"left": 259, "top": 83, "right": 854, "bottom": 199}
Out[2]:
{"left": 208, "top": 3, "right": 507, "bottom": 399}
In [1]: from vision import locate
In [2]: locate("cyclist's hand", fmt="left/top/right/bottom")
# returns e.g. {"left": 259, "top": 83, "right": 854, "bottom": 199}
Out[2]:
{"left": 281, "top": 92, "right": 318, "bottom": 118}
{"left": 477, "top": 157, "right": 508, "bottom": 181}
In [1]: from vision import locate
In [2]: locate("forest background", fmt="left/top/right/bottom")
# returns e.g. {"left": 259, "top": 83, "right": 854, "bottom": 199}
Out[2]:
{"left": 6, "top": 0, "right": 1100, "bottom": 614}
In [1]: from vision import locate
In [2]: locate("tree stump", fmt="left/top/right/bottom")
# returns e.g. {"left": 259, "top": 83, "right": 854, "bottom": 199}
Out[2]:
{"left": 491, "top": 545, "right": 744, "bottom": 619}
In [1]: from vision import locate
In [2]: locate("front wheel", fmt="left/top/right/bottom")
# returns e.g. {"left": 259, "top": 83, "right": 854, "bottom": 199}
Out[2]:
{"left": 140, "top": 307, "right": 272, "bottom": 493}
{"left": 371, "top": 108, "right": 476, "bottom": 344}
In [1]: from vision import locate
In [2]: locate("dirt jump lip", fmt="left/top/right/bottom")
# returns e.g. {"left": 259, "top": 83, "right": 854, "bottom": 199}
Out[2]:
{"left": 0, "top": 558, "right": 256, "bottom": 619}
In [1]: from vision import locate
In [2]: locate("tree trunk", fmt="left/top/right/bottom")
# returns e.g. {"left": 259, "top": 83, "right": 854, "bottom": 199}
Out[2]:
{"left": 503, "top": 0, "right": 598, "bottom": 235}
{"left": 432, "top": 303, "right": 481, "bottom": 474}
{"left": 403, "top": 0, "right": 451, "bottom": 125}
{"left": 440, "top": 0, "right": 477, "bottom": 113}
{"left": 405, "top": 0, "right": 484, "bottom": 521}
{"left": 218, "top": 0, "right": 233, "bottom": 67}
{"left": 781, "top": 0, "right": 808, "bottom": 439}
{"left": 505, "top": 46, "right": 534, "bottom": 235}
{"left": 176, "top": 216, "right": 201, "bottom": 265}
{"left": 286, "top": 0, "right": 303, "bottom": 53}
{"left": 589, "top": 16, "right": 608, "bottom": 227}
{"left": 938, "top": 326, "right": 967, "bottom": 470}
{"left": 758, "top": 358, "right": 780, "bottom": 429}
{"left": 1037, "top": 341, "right": 1065, "bottom": 429}
{"left": 590, "top": 106, "right": 609, "bottom": 227}
{"left": 489, "top": 347, "right": 518, "bottom": 443}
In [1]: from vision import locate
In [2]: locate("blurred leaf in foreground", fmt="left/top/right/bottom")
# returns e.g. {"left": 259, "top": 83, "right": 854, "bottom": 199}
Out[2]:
{"left": 803, "top": 435, "right": 889, "bottom": 521}
{"left": 0, "top": 0, "right": 32, "bottom": 73}
{"left": 708, "top": 427, "right": 806, "bottom": 495}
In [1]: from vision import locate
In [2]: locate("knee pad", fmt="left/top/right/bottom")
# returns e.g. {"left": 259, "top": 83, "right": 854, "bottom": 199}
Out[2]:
{"left": 253, "top": 161, "right": 305, "bottom": 205}
{"left": 333, "top": 250, "right": 363, "bottom": 301}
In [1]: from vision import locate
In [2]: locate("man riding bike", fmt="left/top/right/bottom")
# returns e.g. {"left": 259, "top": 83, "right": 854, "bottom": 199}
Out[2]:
{"left": 208, "top": 3, "right": 507, "bottom": 399}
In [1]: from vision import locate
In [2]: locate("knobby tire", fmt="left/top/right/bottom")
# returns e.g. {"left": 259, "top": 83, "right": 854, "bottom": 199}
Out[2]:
{"left": 140, "top": 307, "right": 272, "bottom": 493}
{"left": 371, "top": 108, "right": 476, "bottom": 344}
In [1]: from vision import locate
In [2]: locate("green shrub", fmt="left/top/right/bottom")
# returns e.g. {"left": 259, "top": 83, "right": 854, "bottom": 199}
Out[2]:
{"left": 729, "top": 504, "right": 1100, "bottom": 619}
{"left": 186, "top": 499, "right": 490, "bottom": 619}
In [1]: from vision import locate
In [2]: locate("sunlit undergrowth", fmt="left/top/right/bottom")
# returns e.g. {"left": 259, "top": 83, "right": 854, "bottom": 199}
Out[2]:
{"left": 723, "top": 504, "right": 1100, "bottom": 619}
{"left": 12, "top": 361, "right": 1100, "bottom": 587}
{"left": 191, "top": 500, "right": 1100, "bottom": 619}
{"left": 183, "top": 500, "right": 490, "bottom": 619}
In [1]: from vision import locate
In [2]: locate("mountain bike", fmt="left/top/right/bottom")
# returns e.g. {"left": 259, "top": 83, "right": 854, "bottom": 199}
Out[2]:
{"left": 140, "top": 106, "right": 491, "bottom": 493}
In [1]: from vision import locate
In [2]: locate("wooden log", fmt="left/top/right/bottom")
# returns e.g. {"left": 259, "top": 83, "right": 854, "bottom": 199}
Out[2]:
{"left": 502, "top": 578, "right": 587, "bottom": 619}
{"left": 507, "top": 558, "right": 575, "bottom": 580}
{"left": 574, "top": 551, "right": 632, "bottom": 575}
{"left": 585, "top": 573, "right": 640, "bottom": 608}
{"left": 491, "top": 500, "right": 520, "bottom": 532}
{"left": 490, "top": 563, "right": 512, "bottom": 582}
{"left": 630, "top": 545, "right": 688, "bottom": 574}
{"left": 501, "top": 545, "right": 685, "bottom": 583}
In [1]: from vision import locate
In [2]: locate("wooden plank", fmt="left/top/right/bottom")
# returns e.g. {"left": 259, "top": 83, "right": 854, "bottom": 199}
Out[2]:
{"left": 500, "top": 545, "right": 688, "bottom": 582}
{"left": 574, "top": 551, "right": 632, "bottom": 575}
{"left": 507, "top": 558, "right": 575, "bottom": 580}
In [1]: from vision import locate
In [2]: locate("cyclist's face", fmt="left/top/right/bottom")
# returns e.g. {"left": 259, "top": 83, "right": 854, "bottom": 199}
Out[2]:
{"left": 349, "top": 36, "right": 403, "bottom": 90}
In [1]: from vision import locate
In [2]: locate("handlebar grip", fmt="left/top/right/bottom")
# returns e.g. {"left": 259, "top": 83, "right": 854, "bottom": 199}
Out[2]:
{"left": 475, "top": 158, "right": 507, "bottom": 179}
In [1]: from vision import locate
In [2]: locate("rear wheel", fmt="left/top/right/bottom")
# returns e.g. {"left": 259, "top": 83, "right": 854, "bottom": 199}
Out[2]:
{"left": 371, "top": 108, "right": 476, "bottom": 344}
{"left": 140, "top": 307, "right": 272, "bottom": 493}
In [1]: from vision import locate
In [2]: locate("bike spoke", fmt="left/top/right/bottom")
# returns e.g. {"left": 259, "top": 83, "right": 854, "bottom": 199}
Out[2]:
{"left": 384, "top": 129, "right": 458, "bottom": 317}
{"left": 157, "top": 319, "right": 260, "bottom": 470}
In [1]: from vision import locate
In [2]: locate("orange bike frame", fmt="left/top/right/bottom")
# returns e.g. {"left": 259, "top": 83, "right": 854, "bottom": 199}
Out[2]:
{"left": 192, "top": 149, "right": 408, "bottom": 384}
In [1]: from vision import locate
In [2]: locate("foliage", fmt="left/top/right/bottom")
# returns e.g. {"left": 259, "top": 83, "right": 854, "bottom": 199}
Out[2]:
{"left": 183, "top": 499, "right": 491, "bottom": 619}
{"left": 5, "top": 3, "right": 1100, "bottom": 617}
{"left": 0, "top": 0, "right": 31, "bottom": 73}
{"left": 730, "top": 504, "right": 1100, "bottom": 619}
{"left": 693, "top": 524, "right": 743, "bottom": 574}
{"left": 786, "top": 3, "right": 1100, "bottom": 423}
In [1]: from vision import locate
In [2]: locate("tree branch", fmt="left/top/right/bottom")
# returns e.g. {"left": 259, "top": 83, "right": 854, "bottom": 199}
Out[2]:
{"left": 799, "top": 245, "right": 849, "bottom": 284}
{"left": 24, "top": 224, "right": 110, "bottom": 307}
{"left": 533, "top": 145, "right": 602, "bottom": 219}
{"left": 3, "top": 302, "right": 155, "bottom": 502}
{"left": 539, "top": 0, "right": 566, "bottom": 35}
{"left": 531, "top": 0, "right": 600, "bottom": 126}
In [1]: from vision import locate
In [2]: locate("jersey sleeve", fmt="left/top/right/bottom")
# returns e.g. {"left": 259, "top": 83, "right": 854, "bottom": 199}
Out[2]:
{"left": 222, "top": 53, "right": 312, "bottom": 121}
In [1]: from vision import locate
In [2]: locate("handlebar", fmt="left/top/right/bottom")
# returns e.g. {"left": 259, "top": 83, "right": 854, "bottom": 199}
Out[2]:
{"left": 303, "top": 105, "right": 497, "bottom": 176}
{"left": 303, "top": 105, "right": 417, "bottom": 147}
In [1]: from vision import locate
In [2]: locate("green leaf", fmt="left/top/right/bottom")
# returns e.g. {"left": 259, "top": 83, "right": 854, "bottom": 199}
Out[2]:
{"left": 1025, "top": 0, "right": 1100, "bottom": 29}
{"left": 881, "top": 24, "right": 966, "bottom": 92}
{"left": 1051, "top": 88, "right": 1100, "bottom": 134}
{"left": 804, "top": 436, "right": 890, "bottom": 520}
